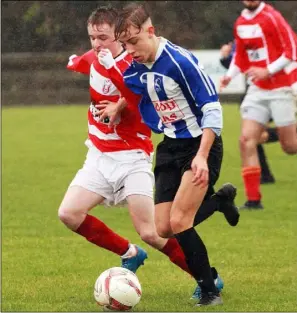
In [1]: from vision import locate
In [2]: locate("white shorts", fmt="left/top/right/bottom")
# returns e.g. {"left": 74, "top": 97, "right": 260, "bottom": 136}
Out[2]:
{"left": 241, "top": 85, "right": 296, "bottom": 127}
{"left": 69, "top": 140, "right": 154, "bottom": 206}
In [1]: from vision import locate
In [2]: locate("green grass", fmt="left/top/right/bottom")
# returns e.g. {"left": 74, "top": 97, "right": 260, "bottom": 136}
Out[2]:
{"left": 2, "top": 105, "right": 297, "bottom": 312}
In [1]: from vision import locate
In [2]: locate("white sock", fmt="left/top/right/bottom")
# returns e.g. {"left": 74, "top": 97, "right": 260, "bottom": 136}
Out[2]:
{"left": 121, "top": 244, "right": 137, "bottom": 259}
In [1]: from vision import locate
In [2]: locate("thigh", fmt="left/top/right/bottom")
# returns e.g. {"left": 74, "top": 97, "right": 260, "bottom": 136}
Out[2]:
{"left": 127, "top": 194, "right": 168, "bottom": 248}
{"left": 126, "top": 194, "right": 155, "bottom": 229}
{"left": 241, "top": 119, "right": 266, "bottom": 141}
{"left": 206, "top": 136, "right": 223, "bottom": 191}
{"left": 277, "top": 123, "right": 297, "bottom": 149}
{"left": 171, "top": 170, "right": 208, "bottom": 232}
{"left": 154, "top": 202, "right": 173, "bottom": 238}
{"left": 154, "top": 140, "right": 182, "bottom": 205}
{"left": 181, "top": 136, "right": 223, "bottom": 199}
{"left": 241, "top": 86, "right": 271, "bottom": 126}
{"left": 270, "top": 90, "right": 296, "bottom": 127}
{"left": 59, "top": 185, "right": 105, "bottom": 214}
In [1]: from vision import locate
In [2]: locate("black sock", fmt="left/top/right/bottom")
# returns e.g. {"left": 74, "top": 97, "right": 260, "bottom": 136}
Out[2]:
{"left": 193, "top": 197, "right": 218, "bottom": 227}
{"left": 174, "top": 227, "right": 217, "bottom": 293}
{"left": 257, "top": 144, "right": 273, "bottom": 177}
{"left": 266, "top": 127, "right": 279, "bottom": 143}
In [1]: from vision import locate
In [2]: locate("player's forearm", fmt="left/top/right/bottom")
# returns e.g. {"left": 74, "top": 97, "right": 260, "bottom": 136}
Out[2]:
{"left": 198, "top": 104, "right": 222, "bottom": 158}
{"left": 226, "top": 61, "right": 241, "bottom": 79}
{"left": 267, "top": 55, "right": 292, "bottom": 75}
{"left": 116, "top": 97, "right": 128, "bottom": 111}
{"left": 196, "top": 128, "right": 216, "bottom": 159}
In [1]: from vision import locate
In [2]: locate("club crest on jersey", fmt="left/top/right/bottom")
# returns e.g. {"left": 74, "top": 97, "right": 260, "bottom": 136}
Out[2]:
{"left": 140, "top": 73, "right": 163, "bottom": 93}
{"left": 154, "top": 78, "right": 162, "bottom": 92}
{"left": 102, "top": 79, "right": 112, "bottom": 94}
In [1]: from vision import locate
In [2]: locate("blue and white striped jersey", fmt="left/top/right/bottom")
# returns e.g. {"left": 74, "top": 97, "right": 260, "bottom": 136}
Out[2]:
{"left": 123, "top": 37, "right": 222, "bottom": 138}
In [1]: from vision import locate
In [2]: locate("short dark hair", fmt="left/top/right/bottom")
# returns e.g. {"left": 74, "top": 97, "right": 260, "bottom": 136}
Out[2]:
{"left": 87, "top": 5, "right": 118, "bottom": 27}
{"left": 114, "top": 2, "right": 151, "bottom": 40}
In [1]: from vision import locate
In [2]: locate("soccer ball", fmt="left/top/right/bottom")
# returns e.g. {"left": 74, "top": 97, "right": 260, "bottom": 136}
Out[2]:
{"left": 94, "top": 267, "right": 142, "bottom": 311}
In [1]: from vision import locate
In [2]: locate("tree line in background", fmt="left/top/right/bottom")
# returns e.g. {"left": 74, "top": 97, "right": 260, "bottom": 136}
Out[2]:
{"left": 2, "top": 0, "right": 297, "bottom": 53}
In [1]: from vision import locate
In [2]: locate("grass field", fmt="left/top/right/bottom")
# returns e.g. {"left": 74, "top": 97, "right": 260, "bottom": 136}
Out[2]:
{"left": 2, "top": 105, "right": 297, "bottom": 312}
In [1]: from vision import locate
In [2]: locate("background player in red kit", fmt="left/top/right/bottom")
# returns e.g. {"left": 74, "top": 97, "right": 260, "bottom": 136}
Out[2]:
{"left": 220, "top": 0, "right": 297, "bottom": 209}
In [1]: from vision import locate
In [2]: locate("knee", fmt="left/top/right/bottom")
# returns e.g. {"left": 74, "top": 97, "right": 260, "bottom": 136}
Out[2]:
{"left": 139, "top": 229, "right": 159, "bottom": 246}
{"left": 281, "top": 142, "right": 297, "bottom": 155}
{"left": 155, "top": 218, "right": 172, "bottom": 238}
{"left": 58, "top": 206, "right": 81, "bottom": 229}
{"left": 170, "top": 215, "right": 186, "bottom": 234}
{"left": 156, "top": 226, "right": 172, "bottom": 239}
{"left": 239, "top": 135, "right": 257, "bottom": 153}
{"left": 239, "top": 135, "right": 247, "bottom": 153}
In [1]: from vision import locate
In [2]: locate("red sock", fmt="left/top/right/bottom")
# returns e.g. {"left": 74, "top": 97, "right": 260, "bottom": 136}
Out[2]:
{"left": 242, "top": 166, "right": 262, "bottom": 201}
{"left": 76, "top": 215, "right": 129, "bottom": 256}
{"left": 160, "top": 238, "right": 192, "bottom": 275}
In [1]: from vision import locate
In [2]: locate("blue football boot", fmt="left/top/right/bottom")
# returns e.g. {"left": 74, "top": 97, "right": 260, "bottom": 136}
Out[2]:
{"left": 191, "top": 267, "right": 224, "bottom": 300}
{"left": 121, "top": 245, "right": 147, "bottom": 273}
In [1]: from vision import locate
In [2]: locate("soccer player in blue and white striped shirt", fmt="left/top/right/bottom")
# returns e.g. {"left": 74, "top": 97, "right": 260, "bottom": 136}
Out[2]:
{"left": 109, "top": 2, "right": 239, "bottom": 306}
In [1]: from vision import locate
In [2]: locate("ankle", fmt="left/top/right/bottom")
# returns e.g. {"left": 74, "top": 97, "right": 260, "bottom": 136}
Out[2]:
{"left": 121, "top": 244, "right": 137, "bottom": 259}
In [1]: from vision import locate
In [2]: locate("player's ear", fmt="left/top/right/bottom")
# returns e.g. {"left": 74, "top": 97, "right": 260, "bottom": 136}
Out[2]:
{"left": 148, "top": 26, "right": 155, "bottom": 37}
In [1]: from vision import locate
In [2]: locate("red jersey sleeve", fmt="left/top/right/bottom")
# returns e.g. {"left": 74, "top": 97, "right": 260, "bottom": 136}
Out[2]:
{"left": 106, "top": 65, "right": 141, "bottom": 109}
{"left": 270, "top": 10, "right": 297, "bottom": 61}
{"left": 66, "top": 49, "right": 96, "bottom": 75}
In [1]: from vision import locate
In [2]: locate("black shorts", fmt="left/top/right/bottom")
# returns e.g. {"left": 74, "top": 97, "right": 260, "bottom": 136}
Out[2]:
{"left": 154, "top": 135, "right": 223, "bottom": 204}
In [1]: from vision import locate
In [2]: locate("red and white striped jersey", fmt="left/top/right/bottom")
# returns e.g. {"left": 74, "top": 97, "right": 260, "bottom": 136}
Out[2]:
{"left": 67, "top": 49, "right": 153, "bottom": 155}
{"left": 232, "top": 2, "right": 297, "bottom": 90}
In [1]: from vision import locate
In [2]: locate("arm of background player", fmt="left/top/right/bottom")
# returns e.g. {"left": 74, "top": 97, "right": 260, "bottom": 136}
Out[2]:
{"left": 220, "top": 55, "right": 233, "bottom": 70}
{"left": 220, "top": 41, "right": 236, "bottom": 70}
{"left": 266, "top": 11, "right": 297, "bottom": 75}
{"left": 66, "top": 49, "right": 96, "bottom": 75}
{"left": 226, "top": 35, "right": 250, "bottom": 79}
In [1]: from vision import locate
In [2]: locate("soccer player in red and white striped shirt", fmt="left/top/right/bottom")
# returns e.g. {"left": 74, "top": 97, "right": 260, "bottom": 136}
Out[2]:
{"left": 220, "top": 1, "right": 297, "bottom": 209}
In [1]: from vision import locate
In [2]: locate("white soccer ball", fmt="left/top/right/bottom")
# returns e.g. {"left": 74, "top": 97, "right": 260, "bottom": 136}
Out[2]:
{"left": 94, "top": 267, "right": 142, "bottom": 311}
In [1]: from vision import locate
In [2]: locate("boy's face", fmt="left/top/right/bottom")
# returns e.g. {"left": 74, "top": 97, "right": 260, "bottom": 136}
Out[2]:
{"left": 242, "top": 0, "right": 261, "bottom": 11}
{"left": 87, "top": 23, "right": 117, "bottom": 56}
{"left": 119, "top": 24, "right": 155, "bottom": 63}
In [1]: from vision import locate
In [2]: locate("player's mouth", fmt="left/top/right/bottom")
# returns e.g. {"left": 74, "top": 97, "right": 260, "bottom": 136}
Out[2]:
{"left": 93, "top": 49, "right": 101, "bottom": 55}
{"left": 134, "top": 56, "right": 143, "bottom": 62}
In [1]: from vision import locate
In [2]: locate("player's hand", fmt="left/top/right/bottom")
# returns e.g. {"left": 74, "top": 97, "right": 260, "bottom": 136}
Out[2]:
{"left": 95, "top": 101, "right": 121, "bottom": 128}
{"left": 98, "top": 49, "right": 115, "bottom": 69}
{"left": 67, "top": 54, "right": 78, "bottom": 66}
{"left": 220, "top": 41, "right": 233, "bottom": 58}
{"left": 219, "top": 75, "right": 232, "bottom": 92}
{"left": 246, "top": 67, "right": 270, "bottom": 81}
{"left": 191, "top": 154, "right": 209, "bottom": 188}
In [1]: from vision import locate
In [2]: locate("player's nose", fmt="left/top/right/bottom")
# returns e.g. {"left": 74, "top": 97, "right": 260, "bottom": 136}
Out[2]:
{"left": 125, "top": 44, "right": 135, "bottom": 55}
